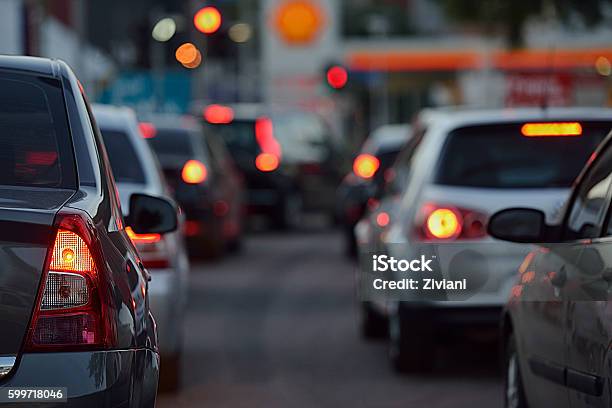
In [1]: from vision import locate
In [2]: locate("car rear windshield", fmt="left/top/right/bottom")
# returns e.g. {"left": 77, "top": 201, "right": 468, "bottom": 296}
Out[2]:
{"left": 100, "top": 129, "right": 146, "bottom": 184}
{"left": 435, "top": 122, "right": 611, "bottom": 189}
{"left": 147, "top": 128, "right": 196, "bottom": 159}
{"left": 0, "top": 74, "right": 76, "bottom": 189}
{"left": 208, "top": 120, "right": 258, "bottom": 155}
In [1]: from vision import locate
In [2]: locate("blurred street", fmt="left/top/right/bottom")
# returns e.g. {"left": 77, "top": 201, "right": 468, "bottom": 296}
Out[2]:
{"left": 158, "top": 224, "right": 501, "bottom": 408}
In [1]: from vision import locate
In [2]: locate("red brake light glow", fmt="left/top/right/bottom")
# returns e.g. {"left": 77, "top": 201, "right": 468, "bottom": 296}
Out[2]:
{"left": 125, "top": 226, "right": 162, "bottom": 244}
{"left": 521, "top": 122, "right": 582, "bottom": 137}
{"left": 418, "top": 203, "right": 487, "bottom": 241}
{"left": 182, "top": 160, "right": 208, "bottom": 184}
{"left": 255, "top": 153, "right": 280, "bottom": 172}
{"left": 426, "top": 208, "right": 462, "bottom": 239}
{"left": 139, "top": 122, "right": 157, "bottom": 139}
{"left": 204, "top": 104, "right": 234, "bottom": 124}
{"left": 254, "top": 117, "right": 281, "bottom": 172}
{"left": 376, "top": 212, "right": 390, "bottom": 227}
{"left": 353, "top": 154, "right": 380, "bottom": 179}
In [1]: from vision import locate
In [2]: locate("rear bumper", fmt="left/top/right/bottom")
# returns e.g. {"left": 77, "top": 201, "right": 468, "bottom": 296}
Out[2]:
{"left": 1, "top": 349, "right": 159, "bottom": 407}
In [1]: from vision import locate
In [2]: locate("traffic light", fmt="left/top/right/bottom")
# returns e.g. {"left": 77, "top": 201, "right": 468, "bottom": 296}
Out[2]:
{"left": 194, "top": 6, "right": 222, "bottom": 34}
{"left": 325, "top": 64, "right": 349, "bottom": 90}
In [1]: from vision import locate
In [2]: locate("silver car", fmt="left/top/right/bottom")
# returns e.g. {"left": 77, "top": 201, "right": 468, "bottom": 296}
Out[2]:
{"left": 357, "top": 107, "right": 612, "bottom": 372}
{"left": 94, "top": 104, "right": 190, "bottom": 390}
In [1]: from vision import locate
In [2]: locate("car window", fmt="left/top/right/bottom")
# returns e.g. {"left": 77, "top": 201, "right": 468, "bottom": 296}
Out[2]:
{"left": 148, "top": 128, "right": 197, "bottom": 159}
{"left": 0, "top": 75, "right": 76, "bottom": 189}
{"left": 436, "top": 122, "right": 610, "bottom": 189}
{"left": 385, "top": 128, "right": 425, "bottom": 195}
{"left": 99, "top": 129, "right": 146, "bottom": 184}
{"left": 566, "top": 146, "right": 612, "bottom": 240}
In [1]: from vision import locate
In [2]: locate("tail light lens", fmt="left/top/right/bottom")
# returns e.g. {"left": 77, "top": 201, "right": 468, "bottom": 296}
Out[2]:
{"left": 254, "top": 117, "right": 281, "bottom": 172}
{"left": 353, "top": 154, "right": 380, "bottom": 179}
{"left": 416, "top": 203, "right": 487, "bottom": 241}
{"left": 182, "top": 160, "right": 208, "bottom": 184}
{"left": 126, "top": 226, "right": 170, "bottom": 269}
{"left": 26, "top": 210, "right": 116, "bottom": 351}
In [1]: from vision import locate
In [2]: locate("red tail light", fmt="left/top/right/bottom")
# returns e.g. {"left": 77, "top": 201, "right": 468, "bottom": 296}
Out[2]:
{"left": 254, "top": 117, "right": 281, "bottom": 172}
{"left": 353, "top": 154, "right": 380, "bottom": 179}
{"left": 139, "top": 122, "right": 157, "bottom": 139}
{"left": 182, "top": 160, "right": 208, "bottom": 184}
{"left": 416, "top": 203, "right": 487, "bottom": 241}
{"left": 25, "top": 210, "right": 116, "bottom": 351}
{"left": 204, "top": 104, "right": 234, "bottom": 124}
{"left": 126, "top": 227, "right": 170, "bottom": 269}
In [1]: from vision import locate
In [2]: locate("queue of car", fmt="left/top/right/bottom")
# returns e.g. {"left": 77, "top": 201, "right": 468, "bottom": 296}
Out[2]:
{"left": 351, "top": 106, "right": 612, "bottom": 407}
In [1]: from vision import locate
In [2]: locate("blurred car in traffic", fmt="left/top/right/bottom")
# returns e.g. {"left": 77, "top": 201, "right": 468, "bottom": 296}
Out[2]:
{"left": 143, "top": 114, "right": 244, "bottom": 257}
{"left": 488, "top": 127, "right": 612, "bottom": 408}
{"left": 338, "top": 124, "right": 412, "bottom": 255}
{"left": 360, "top": 107, "right": 612, "bottom": 372}
{"left": 0, "top": 56, "right": 172, "bottom": 406}
{"left": 94, "top": 104, "right": 190, "bottom": 391}
{"left": 201, "top": 103, "right": 347, "bottom": 228}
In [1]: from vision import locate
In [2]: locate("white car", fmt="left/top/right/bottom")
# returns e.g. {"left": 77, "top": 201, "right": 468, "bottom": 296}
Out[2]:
{"left": 94, "top": 105, "right": 190, "bottom": 390}
{"left": 358, "top": 107, "right": 612, "bottom": 372}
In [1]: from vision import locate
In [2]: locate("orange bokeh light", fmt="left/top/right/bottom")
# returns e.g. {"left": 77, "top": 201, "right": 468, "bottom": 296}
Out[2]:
{"left": 255, "top": 153, "right": 280, "bottom": 172}
{"left": 175, "top": 43, "right": 199, "bottom": 65}
{"left": 182, "top": 160, "right": 208, "bottom": 184}
{"left": 275, "top": 1, "right": 324, "bottom": 45}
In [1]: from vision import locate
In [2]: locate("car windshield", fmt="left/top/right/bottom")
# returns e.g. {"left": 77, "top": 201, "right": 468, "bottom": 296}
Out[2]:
{"left": 0, "top": 74, "right": 75, "bottom": 189}
{"left": 100, "top": 129, "right": 146, "bottom": 184}
{"left": 435, "top": 122, "right": 611, "bottom": 189}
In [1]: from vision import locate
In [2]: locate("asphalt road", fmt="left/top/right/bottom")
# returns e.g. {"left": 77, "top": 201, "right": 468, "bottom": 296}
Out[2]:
{"left": 157, "top": 227, "right": 502, "bottom": 408}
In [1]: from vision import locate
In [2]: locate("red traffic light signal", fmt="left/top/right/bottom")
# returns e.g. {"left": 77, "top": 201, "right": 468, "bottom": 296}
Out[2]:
{"left": 326, "top": 65, "right": 348, "bottom": 89}
{"left": 194, "top": 6, "right": 222, "bottom": 34}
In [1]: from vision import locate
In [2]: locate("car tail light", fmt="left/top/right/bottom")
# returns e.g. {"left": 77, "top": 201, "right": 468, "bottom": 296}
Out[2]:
{"left": 416, "top": 203, "right": 487, "bottom": 241}
{"left": 353, "top": 154, "right": 380, "bottom": 179}
{"left": 25, "top": 210, "right": 116, "bottom": 351}
{"left": 126, "top": 227, "right": 170, "bottom": 269}
{"left": 204, "top": 104, "right": 234, "bottom": 124}
{"left": 376, "top": 211, "right": 390, "bottom": 227}
{"left": 521, "top": 122, "right": 582, "bottom": 137}
{"left": 139, "top": 122, "right": 157, "bottom": 139}
{"left": 182, "top": 160, "right": 208, "bottom": 184}
{"left": 254, "top": 117, "right": 281, "bottom": 172}
{"left": 255, "top": 153, "right": 279, "bottom": 172}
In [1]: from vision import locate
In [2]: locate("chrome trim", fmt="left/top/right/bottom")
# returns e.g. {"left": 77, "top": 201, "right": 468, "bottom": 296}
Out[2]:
{"left": 0, "top": 356, "right": 15, "bottom": 378}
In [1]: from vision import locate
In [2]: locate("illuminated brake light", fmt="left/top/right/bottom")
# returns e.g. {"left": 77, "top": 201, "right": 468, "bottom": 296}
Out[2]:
{"left": 376, "top": 212, "right": 390, "bottom": 227}
{"left": 125, "top": 226, "right": 162, "bottom": 244}
{"left": 26, "top": 211, "right": 117, "bottom": 350}
{"left": 353, "top": 154, "right": 380, "bottom": 179}
{"left": 182, "top": 160, "right": 207, "bottom": 184}
{"left": 417, "top": 203, "right": 487, "bottom": 241}
{"left": 521, "top": 122, "right": 582, "bottom": 137}
{"left": 255, "top": 153, "right": 279, "bottom": 172}
{"left": 139, "top": 122, "right": 157, "bottom": 139}
{"left": 204, "top": 104, "right": 234, "bottom": 124}
{"left": 426, "top": 208, "right": 462, "bottom": 239}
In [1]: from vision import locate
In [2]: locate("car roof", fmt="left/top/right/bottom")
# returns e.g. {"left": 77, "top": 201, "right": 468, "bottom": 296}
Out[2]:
{"left": 419, "top": 106, "right": 612, "bottom": 130}
{"left": 140, "top": 112, "right": 202, "bottom": 131}
{"left": 0, "top": 55, "right": 59, "bottom": 77}
{"left": 363, "top": 124, "right": 412, "bottom": 153}
{"left": 93, "top": 104, "right": 138, "bottom": 129}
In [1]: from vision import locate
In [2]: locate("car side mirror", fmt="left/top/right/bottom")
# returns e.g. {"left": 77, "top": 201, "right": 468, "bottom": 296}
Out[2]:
{"left": 488, "top": 208, "right": 547, "bottom": 243}
{"left": 128, "top": 193, "right": 178, "bottom": 235}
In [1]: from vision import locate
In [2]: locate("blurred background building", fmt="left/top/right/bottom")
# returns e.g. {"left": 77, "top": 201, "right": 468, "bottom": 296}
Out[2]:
{"left": 2, "top": 0, "right": 612, "bottom": 145}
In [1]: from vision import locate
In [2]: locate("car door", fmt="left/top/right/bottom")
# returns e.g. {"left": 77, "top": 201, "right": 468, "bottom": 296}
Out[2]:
{"left": 514, "top": 148, "right": 612, "bottom": 407}
{"left": 563, "top": 144, "right": 612, "bottom": 408}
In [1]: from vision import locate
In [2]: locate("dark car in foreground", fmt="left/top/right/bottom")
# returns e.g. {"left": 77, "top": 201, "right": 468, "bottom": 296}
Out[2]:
{"left": 0, "top": 56, "right": 176, "bottom": 406}
{"left": 489, "top": 129, "right": 612, "bottom": 408}
{"left": 143, "top": 114, "right": 244, "bottom": 258}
